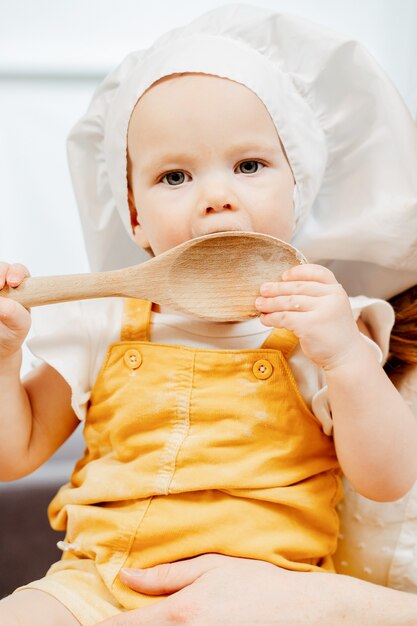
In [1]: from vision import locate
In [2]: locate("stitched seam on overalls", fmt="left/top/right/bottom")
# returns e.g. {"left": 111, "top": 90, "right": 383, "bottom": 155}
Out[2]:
{"left": 154, "top": 350, "right": 196, "bottom": 494}
{"left": 110, "top": 497, "right": 153, "bottom": 591}
{"left": 167, "top": 349, "right": 196, "bottom": 494}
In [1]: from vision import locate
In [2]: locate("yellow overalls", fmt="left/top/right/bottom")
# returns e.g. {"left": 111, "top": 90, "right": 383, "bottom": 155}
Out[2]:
{"left": 25, "top": 299, "right": 341, "bottom": 623}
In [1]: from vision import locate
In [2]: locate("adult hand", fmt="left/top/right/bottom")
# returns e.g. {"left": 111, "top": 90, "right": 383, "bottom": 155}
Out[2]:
{"left": 97, "top": 554, "right": 417, "bottom": 626}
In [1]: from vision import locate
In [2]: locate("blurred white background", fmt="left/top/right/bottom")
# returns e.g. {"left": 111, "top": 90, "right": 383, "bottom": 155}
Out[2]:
{"left": 0, "top": 0, "right": 416, "bottom": 477}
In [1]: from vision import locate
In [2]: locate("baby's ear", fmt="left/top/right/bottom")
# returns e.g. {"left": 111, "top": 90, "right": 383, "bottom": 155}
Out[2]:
{"left": 132, "top": 223, "right": 151, "bottom": 252}
{"left": 127, "top": 186, "right": 139, "bottom": 229}
{"left": 127, "top": 187, "right": 150, "bottom": 251}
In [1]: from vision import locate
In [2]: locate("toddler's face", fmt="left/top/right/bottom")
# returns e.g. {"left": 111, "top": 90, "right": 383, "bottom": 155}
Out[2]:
{"left": 127, "top": 74, "right": 295, "bottom": 256}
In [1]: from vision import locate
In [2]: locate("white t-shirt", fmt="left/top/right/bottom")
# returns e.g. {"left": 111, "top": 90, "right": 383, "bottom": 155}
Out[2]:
{"left": 27, "top": 295, "right": 392, "bottom": 436}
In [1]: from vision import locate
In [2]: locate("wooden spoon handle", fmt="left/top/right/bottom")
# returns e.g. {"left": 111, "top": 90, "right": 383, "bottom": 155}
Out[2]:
{"left": 0, "top": 272, "right": 131, "bottom": 307}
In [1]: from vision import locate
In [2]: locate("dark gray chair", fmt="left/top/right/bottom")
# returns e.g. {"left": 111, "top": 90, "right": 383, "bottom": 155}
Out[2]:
{"left": 0, "top": 427, "right": 83, "bottom": 599}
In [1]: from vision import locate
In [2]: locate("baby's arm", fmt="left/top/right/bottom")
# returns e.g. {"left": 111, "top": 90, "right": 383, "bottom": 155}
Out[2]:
{"left": 0, "top": 263, "right": 79, "bottom": 481}
{"left": 255, "top": 264, "right": 417, "bottom": 502}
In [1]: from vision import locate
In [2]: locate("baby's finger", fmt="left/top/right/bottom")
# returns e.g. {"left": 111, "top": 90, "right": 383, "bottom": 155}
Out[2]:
{"left": 0, "top": 262, "right": 11, "bottom": 290}
{"left": 281, "top": 263, "right": 338, "bottom": 284}
{"left": 259, "top": 280, "right": 332, "bottom": 298}
{"left": 256, "top": 295, "right": 312, "bottom": 314}
{"left": 5, "top": 263, "right": 30, "bottom": 287}
{"left": 259, "top": 310, "right": 299, "bottom": 331}
{"left": 0, "top": 297, "right": 31, "bottom": 332}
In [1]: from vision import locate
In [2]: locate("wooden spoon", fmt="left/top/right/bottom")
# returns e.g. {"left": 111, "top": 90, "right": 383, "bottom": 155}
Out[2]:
{"left": 0, "top": 231, "right": 306, "bottom": 322}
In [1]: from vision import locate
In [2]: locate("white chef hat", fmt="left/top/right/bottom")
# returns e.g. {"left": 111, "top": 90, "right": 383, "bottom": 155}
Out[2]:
{"left": 67, "top": 4, "right": 417, "bottom": 299}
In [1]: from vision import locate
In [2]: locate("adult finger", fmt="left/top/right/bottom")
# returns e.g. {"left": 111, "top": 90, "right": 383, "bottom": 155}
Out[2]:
{"left": 97, "top": 597, "right": 184, "bottom": 626}
{"left": 120, "top": 553, "right": 222, "bottom": 595}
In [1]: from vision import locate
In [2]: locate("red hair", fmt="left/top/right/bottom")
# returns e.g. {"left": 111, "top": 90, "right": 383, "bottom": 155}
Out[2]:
{"left": 384, "top": 285, "right": 417, "bottom": 380}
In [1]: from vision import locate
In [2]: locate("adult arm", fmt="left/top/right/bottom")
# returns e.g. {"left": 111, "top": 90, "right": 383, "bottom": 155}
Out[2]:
{"left": 98, "top": 554, "right": 417, "bottom": 626}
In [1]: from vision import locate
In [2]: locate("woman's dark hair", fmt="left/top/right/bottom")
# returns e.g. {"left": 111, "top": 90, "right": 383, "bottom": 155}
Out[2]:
{"left": 384, "top": 285, "right": 417, "bottom": 379}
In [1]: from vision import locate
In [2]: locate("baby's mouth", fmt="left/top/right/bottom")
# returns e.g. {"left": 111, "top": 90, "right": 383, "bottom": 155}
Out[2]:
{"left": 203, "top": 227, "right": 245, "bottom": 235}
{"left": 192, "top": 223, "right": 251, "bottom": 238}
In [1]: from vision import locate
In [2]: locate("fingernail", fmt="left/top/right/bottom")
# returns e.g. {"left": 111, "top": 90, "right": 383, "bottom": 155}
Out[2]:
{"left": 255, "top": 297, "right": 263, "bottom": 308}
{"left": 281, "top": 272, "right": 289, "bottom": 280}
{"left": 8, "top": 275, "right": 19, "bottom": 283}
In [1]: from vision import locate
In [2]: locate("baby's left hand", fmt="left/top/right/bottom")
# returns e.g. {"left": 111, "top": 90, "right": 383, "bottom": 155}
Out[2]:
{"left": 255, "top": 264, "right": 364, "bottom": 371}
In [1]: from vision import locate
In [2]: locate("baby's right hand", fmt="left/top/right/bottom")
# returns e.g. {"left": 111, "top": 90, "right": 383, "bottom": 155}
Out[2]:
{"left": 0, "top": 263, "right": 32, "bottom": 360}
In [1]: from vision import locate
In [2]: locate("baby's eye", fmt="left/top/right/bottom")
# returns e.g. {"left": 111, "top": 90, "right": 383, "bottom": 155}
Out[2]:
{"left": 236, "top": 160, "right": 264, "bottom": 174}
{"left": 160, "top": 171, "right": 190, "bottom": 186}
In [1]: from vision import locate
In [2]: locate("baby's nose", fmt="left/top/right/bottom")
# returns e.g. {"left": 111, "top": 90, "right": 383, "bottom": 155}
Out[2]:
{"left": 206, "top": 202, "right": 233, "bottom": 213}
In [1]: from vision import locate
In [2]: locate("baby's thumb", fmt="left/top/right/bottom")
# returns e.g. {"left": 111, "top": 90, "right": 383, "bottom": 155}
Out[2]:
{"left": 0, "top": 298, "right": 30, "bottom": 331}
{"left": 120, "top": 554, "right": 218, "bottom": 595}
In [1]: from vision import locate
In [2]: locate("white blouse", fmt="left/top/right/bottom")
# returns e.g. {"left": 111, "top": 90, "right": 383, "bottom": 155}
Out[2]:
{"left": 334, "top": 367, "right": 417, "bottom": 591}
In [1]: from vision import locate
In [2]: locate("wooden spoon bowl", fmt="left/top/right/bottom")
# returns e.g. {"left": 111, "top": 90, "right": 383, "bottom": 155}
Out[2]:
{"left": 167, "top": 232, "right": 306, "bottom": 320}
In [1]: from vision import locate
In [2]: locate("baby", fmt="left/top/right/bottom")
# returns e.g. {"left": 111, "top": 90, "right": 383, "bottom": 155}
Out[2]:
{"left": 1, "top": 7, "right": 417, "bottom": 626}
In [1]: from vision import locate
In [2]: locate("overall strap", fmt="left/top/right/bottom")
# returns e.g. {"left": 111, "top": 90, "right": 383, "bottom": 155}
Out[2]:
{"left": 121, "top": 299, "right": 152, "bottom": 342}
{"left": 261, "top": 328, "right": 299, "bottom": 359}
